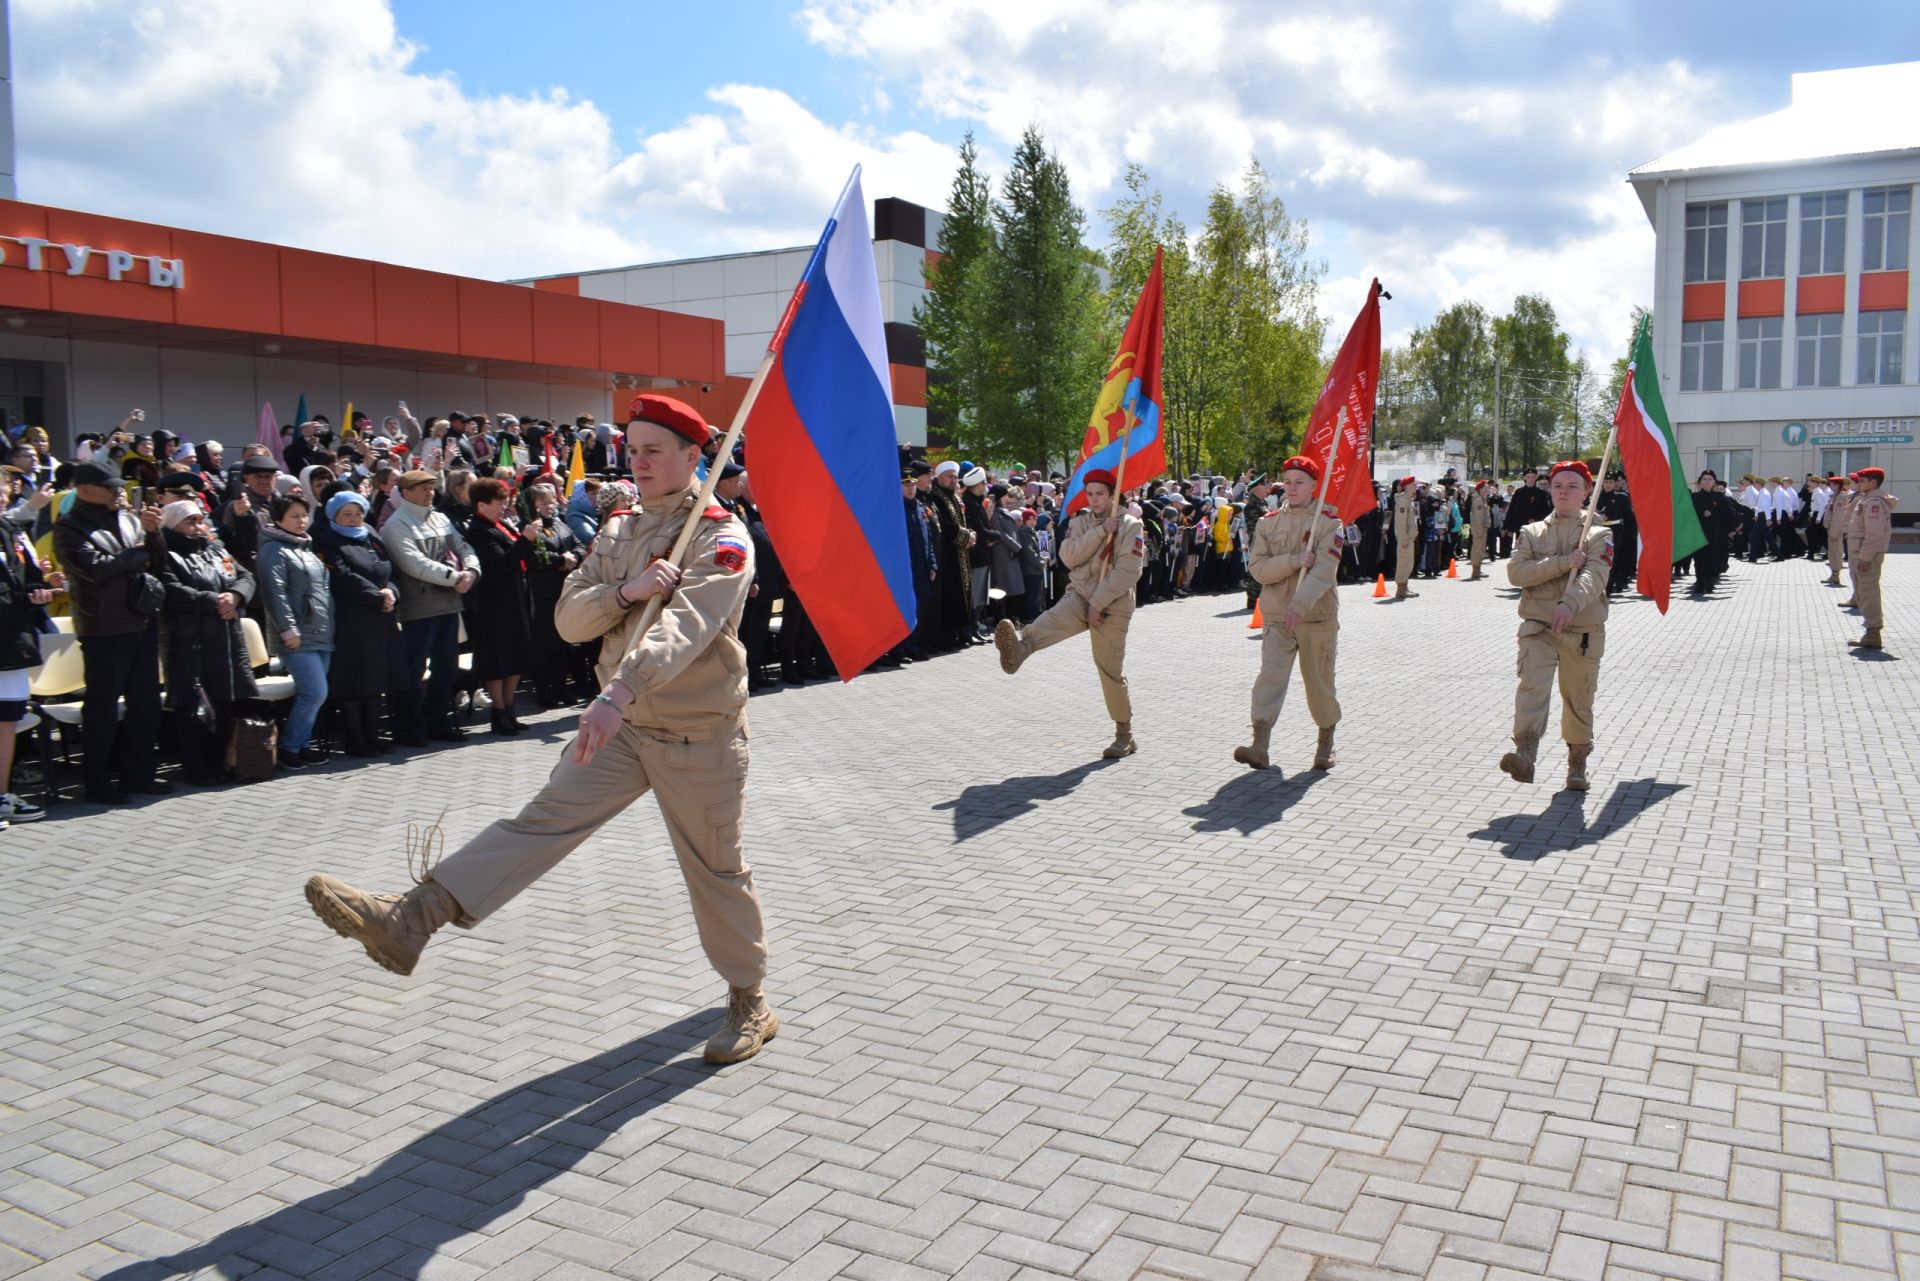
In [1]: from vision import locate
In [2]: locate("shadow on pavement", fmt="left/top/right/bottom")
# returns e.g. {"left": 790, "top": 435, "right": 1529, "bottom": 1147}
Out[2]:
{"left": 1471, "top": 778, "right": 1688, "bottom": 862}
{"left": 98, "top": 1011, "right": 721, "bottom": 1281}
{"left": 1183, "top": 766, "right": 1326, "bottom": 835}
{"left": 934, "top": 758, "right": 1117, "bottom": 842}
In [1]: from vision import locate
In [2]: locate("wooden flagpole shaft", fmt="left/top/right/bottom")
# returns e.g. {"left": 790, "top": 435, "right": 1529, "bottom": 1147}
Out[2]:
{"left": 1293, "top": 409, "right": 1344, "bottom": 594}
{"left": 1563, "top": 422, "right": 1620, "bottom": 593}
{"left": 620, "top": 347, "right": 779, "bottom": 651}
{"left": 1096, "top": 416, "right": 1135, "bottom": 577}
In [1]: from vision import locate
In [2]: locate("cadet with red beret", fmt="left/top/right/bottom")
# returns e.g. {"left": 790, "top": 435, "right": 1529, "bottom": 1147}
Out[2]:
{"left": 1235, "top": 456, "right": 1342, "bottom": 771}
{"left": 1391, "top": 475, "right": 1420, "bottom": 598}
{"left": 1501, "top": 459, "right": 1612, "bottom": 792}
{"left": 306, "top": 394, "right": 778, "bottom": 1064}
{"left": 1823, "top": 474, "right": 1852, "bottom": 588}
{"left": 1468, "top": 479, "right": 1493, "bottom": 579}
{"left": 994, "top": 468, "right": 1145, "bottom": 759}
{"left": 1845, "top": 466, "right": 1894, "bottom": 650}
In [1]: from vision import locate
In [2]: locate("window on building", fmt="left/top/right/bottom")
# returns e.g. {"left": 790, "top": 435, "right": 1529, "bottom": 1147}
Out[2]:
{"left": 1821, "top": 447, "right": 1873, "bottom": 477}
{"left": 1736, "top": 317, "right": 1783, "bottom": 389}
{"left": 1858, "top": 312, "right": 1906, "bottom": 385}
{"left": 1740, "top": 197, "right": 1788, "bottom": 279}
{"left": 1796, "top": 314, "right": 1842, "bottom": 387}
{"left": 1681, "top": 320, "right": 1724, "bottom": 391}
{"left": 1703, "top": 449, "right": 1753, "bottom": 483}
{"left": 1863, "top": 187, "right": 1912, "bottom": 272}
{"left": 1798, "top": 191, "right": 1847, "bottom": 275}
{"left": 1684, "top": 202, "right": 1728, "bottom": 283}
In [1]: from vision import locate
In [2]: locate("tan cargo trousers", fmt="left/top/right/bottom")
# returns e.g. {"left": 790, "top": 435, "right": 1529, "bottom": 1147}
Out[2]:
{"left": 1023, "top": 590, "right": 1132, "bottom": 723}
{"left": 1513, "top": 622, "right": 1603, "bottom": 746}
{"left": 1857, "top": 556, "right": 1884, "bottom": 628}
{"left": 1395, "top": 538, "right": 1415, "bottom": 587}
{"left": 431, "top": 721, "right": 767, "bottom": 988}
{"left": 1470, "top": 521, "right": 1488, "bottom": 576}
{"left": 1251, "top": 620, "right": 1340, "bottom": 729}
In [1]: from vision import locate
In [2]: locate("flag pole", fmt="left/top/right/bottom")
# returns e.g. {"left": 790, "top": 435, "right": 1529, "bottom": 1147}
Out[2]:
{"left": 1292, "top": 407, "right": 1344, "bottom": 596}
{"left": 1564, "top": 417, "right": 1620, "bottom": 593}
{"left": 1097, "top": 413, "right": 1135, "bottom": 575}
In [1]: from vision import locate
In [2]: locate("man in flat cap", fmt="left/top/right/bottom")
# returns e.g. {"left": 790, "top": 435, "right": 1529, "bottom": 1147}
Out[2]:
{"left": 1391, "top": 475, "right": 1420, "bottom": 598}
{"left": 1501, "top": 460, "right": 1612, "bottom": 792}
{"left": 1845, "top": 466, "right": 1894, "bottom": 650}
{"left": 993, "top": 467, "right": 1144, "bottom": 759}
{"left": 1235, "top": 456, "right": 1341, "bottom": 771}
{"left": 306, "top": 395, "right": 777, "bottom": 1064}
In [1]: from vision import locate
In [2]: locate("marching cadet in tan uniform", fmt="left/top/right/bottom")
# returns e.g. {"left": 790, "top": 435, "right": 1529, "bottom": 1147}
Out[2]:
{"left": 1500, "top": 460, "right": 1612, "bottom": 792}
{"left": 1234, "top": 456, "right": 1341, "bottom": 771}
{"left": 1391, "top": 476, "right": 1419, "bottom": 598}
{"left": 1845, "top": 466, "right": 1894, "bottom": 650}
{"left": 1827, "top": 475, "right": 1853, "bottom": 589}
{"left": 995, "top": 467, "right": 1145, "bottom": 758}
{"left": 305, "top": 395, "right": 778, "bottom": 1065}
{"left": 1468, "top": 480, "right": 1492, "bottom": 579}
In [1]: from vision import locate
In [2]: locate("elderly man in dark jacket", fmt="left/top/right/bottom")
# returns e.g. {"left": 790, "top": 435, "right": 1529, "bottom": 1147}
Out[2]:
{"left": 156, "top": 500, "right": 257, "bottom": 783}
{"left": 52, "top": 458, "right": 170, "bottom": 804}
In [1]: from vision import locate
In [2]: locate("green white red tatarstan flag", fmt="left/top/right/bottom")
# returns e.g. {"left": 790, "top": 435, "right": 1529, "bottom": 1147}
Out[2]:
{"left": 1613, "top": 316, "right": 1706, "bottom": 613}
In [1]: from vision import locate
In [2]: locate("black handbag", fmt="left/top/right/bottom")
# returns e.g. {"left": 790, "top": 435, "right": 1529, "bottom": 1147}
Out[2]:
{"left": 127, "top": 571, "right": 165, "bottom": 618}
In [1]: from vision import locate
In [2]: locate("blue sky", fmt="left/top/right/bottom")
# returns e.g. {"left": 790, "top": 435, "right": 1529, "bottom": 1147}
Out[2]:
{"left": 13, "top": 0, "right": 1918, "bottom": 364}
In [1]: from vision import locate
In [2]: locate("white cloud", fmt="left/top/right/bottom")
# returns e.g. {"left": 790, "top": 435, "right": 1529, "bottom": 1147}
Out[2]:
{"left": 1495, "top": 0, "right": 1562, "bottom": 23}
{"left": 11, "top": 0, "right": 954, "bottom": 279}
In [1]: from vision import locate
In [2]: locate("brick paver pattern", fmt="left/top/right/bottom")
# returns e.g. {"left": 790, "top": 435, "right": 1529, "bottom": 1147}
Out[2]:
{"left": 2, "top": 554, "right": 1916, "bottom": 1281}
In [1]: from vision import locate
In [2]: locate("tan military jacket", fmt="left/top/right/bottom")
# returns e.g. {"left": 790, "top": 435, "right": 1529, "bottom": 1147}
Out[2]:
{"left": 1392, "top": 488, "right": 1417, "bottom": 540}
{"left": 1846, "top": 487, "right": 1896, "bottom": 560}
{"left": 555, "top": 482, "right": 753, "bottom": 737}
{"left": 1059, "top": 508, "right": 1145, "bottom": 617}
{"left": 1508, "top": 510, "right": 1611, "bottom": 629}
{"left": 1827, "top": 488, "right": 1854, "bottom": 534}
{"left": 1247, "top": 502, "right": 1341, "bottom": 624}
{"left": 1469, "top": 491, "right": 1490, "bottom": 530}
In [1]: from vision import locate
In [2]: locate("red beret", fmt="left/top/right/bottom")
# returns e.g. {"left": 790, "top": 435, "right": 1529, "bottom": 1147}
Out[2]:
{"left": 1083, "top": 468, "right": 1116, "bottom": 492}
{"left": 1399, "top": 475, "right": 1418, "bottom": 488}
{"left": 1549, "top": 460, "right": 1593, "bottom": 485}
{"left": 1279, "top": 455, "right": 1319, "bottom": 481}
{"left": 1828, "top": 475, "right": 1846, "bottom": 484}
{"left": 1848, "top": 471, "right": 1860, "bottom": 481}
{"left": 1474, "top": 479, "right": 1488, "bottom": 490}
{"left": 1857, "top": 466, "right": 1885, "bottom": 482}
{"left": 626, "top": 394, "right": 708, "bottom": 447}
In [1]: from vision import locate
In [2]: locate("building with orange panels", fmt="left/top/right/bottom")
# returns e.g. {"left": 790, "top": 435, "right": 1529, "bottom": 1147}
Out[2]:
{"left": 0, "top": 200, "right": 739, "bottom": 451}
{"left": 1630, "top": 61, "right": 1918, "bottom": 516}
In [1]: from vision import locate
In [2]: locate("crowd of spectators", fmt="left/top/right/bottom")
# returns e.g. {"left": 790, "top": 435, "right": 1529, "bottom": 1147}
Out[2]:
{"left": 5, "top": 400, "right": 1829, "bottom": 814}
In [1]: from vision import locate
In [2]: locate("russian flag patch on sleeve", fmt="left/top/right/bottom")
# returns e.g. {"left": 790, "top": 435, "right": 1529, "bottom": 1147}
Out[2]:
{"left": 714, "top": 535, "right": 748, "bottom": 573}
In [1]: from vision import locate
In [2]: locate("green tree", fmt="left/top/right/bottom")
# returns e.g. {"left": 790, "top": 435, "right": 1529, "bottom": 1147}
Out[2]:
{"left": 917, "top": 132, "right": 997, "bottom": 452}
{"left": 1493, "top": 293, "right": 1574, "bottom": 472}
{"left": 985, "top": 126, "right": 1104, "bottom": 471}
{"left": 1404, "top": 301, "right": 1494, "bottom": 470}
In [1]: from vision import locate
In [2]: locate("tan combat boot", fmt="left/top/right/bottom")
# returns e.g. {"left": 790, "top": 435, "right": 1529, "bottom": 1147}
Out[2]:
{"left": 993, "top": 619, "right": 1031, "bottom": 674}
{"left": 1840, "top": 597, "right": 1857, "bottom": 607}
{"left": 1102, "top": 722, "right": 1137, "bottom": 759}
{"left": 1312, "top": 727, "right": 1337, "bottom": 770}
{"left": 705, "top": 984, "right": 779, "bottom": 1064}
{"left": 1564, "top": 744, "right": 1591, "bottom": 792}
{"left": 1394, "top": 583, "right": 1419, "bottom": 599}
{"left": 1499, "top": 733, "right": 1538, "bottom": 784}
{"left": 1232, "top": 720, "right": 1273, "bottom": 770}
{"left": 1850, "top": 628, "right": 1883, "bottom": 650}
{"left": 305, "top": 874, "right": 462, "bottom": 976}
{"left": 1468, "top": 570, "right": 1485, "bottom": 581}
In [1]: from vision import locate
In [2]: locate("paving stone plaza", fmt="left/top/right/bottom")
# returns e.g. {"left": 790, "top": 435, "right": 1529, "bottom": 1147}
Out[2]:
{"left": 2, "top": 554, "right": 1916, "bottom": 1281}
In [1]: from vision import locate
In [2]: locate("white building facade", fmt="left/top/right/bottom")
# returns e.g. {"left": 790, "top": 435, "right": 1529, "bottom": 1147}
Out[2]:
{"left": 1630, "top": 62, "right": 1918, "bottom": 517}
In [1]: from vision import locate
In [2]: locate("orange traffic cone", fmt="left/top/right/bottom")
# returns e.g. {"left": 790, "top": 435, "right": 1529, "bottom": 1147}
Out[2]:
{"left": 1249, "top": 602, "right": 1263, "bottom": 629}
{"left": 1373, "top": 574, "right": 1388, "bottom": 598}
{"left": 1446, "top": 559, "right": 1458, "bottom": 579}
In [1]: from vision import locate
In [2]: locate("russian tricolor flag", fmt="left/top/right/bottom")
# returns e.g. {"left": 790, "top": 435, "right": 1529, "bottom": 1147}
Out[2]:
{"left": 746, "top": 168, "right": 914, "bottom": 680}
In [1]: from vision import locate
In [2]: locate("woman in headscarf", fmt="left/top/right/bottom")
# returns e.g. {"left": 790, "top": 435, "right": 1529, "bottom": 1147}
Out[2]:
{"left": 155, "top": 499, "right": 257, "bottom": 783}
{"left": 312, "top": 490, "right": 405, "bottom": 757}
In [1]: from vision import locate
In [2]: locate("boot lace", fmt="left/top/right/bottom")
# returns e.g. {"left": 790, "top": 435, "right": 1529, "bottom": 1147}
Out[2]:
{"left": 407, "top": 811, "right": 447, "bottom": 886}
{"left": 729, "top": 986, "right": 768, "bottom": 1031}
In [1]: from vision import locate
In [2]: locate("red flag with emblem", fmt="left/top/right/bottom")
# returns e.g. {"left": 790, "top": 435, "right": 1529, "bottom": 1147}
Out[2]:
{"left": 1064, "top": 247, "right": 1166, "bottom": 516}
{"left": 1298, "top": 279, "right": 1384, "bottom": 523}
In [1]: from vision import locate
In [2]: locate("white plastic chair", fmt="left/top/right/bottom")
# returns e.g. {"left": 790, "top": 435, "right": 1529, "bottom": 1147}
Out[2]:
{"left": 240, "top": 617, "right": 298, "bottom": 703}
